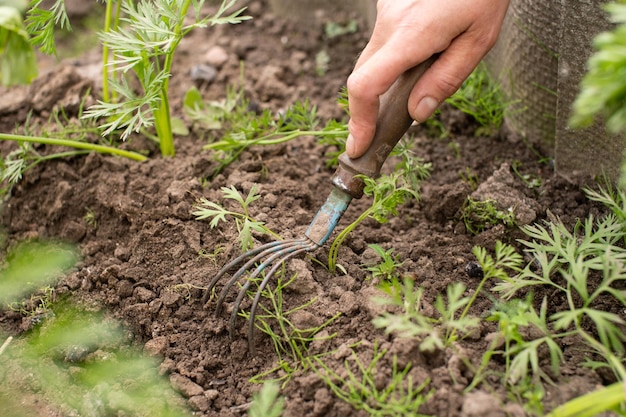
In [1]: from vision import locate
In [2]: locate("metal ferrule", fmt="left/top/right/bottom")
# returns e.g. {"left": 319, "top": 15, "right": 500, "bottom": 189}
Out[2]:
{"left": 304, "top": 187, "right": 353, "bottom": 246}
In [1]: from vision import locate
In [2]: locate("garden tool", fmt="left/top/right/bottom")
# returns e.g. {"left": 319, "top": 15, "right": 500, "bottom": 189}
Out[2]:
{"left": 204, "top": 56, "right": 437, "bottom": 353}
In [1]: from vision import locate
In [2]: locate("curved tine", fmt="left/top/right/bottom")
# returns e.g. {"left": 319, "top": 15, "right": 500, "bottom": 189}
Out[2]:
{"left": 247, "top": 241, "right": 317, "bottom": 354}
{"left": 227, "top": 238, "right": 311, "bottom": 341}
{"left": 203, "top": 240, "right": 286, "bottom": 305}
{"left": 214, "top": 239, "right": 306, "bottom": 315}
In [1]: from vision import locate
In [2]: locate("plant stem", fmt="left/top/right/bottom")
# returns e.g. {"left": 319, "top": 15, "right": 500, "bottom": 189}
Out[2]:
{"left": 102, "top": 0, "right": 114, "bottom": 103}
{"left": 0, "top": 133, "right": 147, "bottom": 161}
{"left": 152, "top": 0, "right": 193, "bottom": 157}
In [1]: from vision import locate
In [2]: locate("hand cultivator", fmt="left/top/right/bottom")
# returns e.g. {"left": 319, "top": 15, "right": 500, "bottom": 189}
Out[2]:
{"left": 204, "top": 57, "right": 437, "bottom": 352}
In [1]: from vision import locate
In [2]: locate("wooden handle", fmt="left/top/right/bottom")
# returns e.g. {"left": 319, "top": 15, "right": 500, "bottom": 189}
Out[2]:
{"left": 332, "top": 55, "right": 437, "bottom": 198}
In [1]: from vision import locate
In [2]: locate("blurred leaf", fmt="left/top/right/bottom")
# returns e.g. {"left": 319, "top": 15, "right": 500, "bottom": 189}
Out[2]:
{"left": 0, "top": 241, "right": 78, "bottom": 305}
{"left": 0, "top": 5, "right": 38, "bottom": 85}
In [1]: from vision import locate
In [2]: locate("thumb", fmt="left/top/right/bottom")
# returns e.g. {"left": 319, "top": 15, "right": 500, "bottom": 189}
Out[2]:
{"left": 409, "top": 40, "right": 485, "bottom": 122}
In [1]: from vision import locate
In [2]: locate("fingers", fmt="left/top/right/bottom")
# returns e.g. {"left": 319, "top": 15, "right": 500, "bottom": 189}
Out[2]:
{"left": 346, "top": 39, "right": 437, "bottom": 158}
{"left": 408, "top": 38, "right": 484, "bottom": 122}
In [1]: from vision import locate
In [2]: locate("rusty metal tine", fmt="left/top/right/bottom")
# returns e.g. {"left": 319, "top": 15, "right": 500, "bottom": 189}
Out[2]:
{"left": 226, "top": 238, "right": 311, "bottom": 341}
{"left": 246, "top": 245, "right": 312, "bottom": 353}
{"left": 202, "top": 240, "right": 286, "bottom": 305}
{"left": 214, "top": 239, "right": 305, "bottom": 314}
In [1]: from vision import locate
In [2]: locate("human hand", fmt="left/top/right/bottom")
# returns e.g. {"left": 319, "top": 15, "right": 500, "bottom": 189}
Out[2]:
{"left": 345, "top": 0, "right": 510, "bottom": 158}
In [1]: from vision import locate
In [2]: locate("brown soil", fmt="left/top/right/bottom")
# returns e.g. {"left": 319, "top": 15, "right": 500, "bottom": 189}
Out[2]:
{"left": 0, "top": 1, "right": 615, "bottom": 416}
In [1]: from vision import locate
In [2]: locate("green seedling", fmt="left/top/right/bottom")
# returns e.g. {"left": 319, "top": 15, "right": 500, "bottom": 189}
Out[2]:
{"left": 200, "top": 96, "right": 347, "bottom": 177}
{"left": 83, "top": 208, "right": 97, "bottom": 229}
{"left": 249, "top": 381, "right": 285, "bottom": 417}
{"left": 1, "top": 240, "right": 192, "bottom": 416}
{"left": 460, "top": 197, "right": 516, "bottom": 235}
{"left": 312, "top": 342, "right": 432, "bottom": 417}
{"left": 0, "top": 3, "right": 38, "bottom": 85}
{"left": 81, "top": 0, "right": 250, "bottom": 156}
{"left": 460, "top": 167, "right": 479, "bottom": 190}
{"left": 486, "top": 207, "right": 626, "bottom": 382}
{"left": 365, "top": 243, "right": 404, "bottom": 281}
{"left": 486, "top": 296, "right": 564, "bottom": 385}
{"left": 7, "top": 285, "right": 55, "bottom": 317}
{"left": 24, "top": 0, "right": 70, "bottom": 56}
{"left": 373, "top": 278, "right": 480, "bottom": 353}
{"left": 511, "top": 160, "right": 542, "bottom": 189}
{"left": 328, "top": 145, "right": 431, "bottom": 272}
{"left": 192, "top": 184, "right": 280, "bottom": 252}
{"left": 170, "top": 282, "right": 207, "bottom": 301}
{"left": 246, "top": 269, "right": 340, "bottom": 386}
{"left": 584, "top": 180, "right": 626, "bottom": 228}
{"left": 545, "top": 381, "right": 626, "bottom": 417}
{"left": 445, "top": 61, "right": 511, "bottom": 136}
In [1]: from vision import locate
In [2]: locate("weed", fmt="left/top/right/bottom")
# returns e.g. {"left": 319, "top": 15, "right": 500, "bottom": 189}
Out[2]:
{"left": 246, "top": 269, "right": 340, "bottom": 385}
{"left": 312, "top": 342, "right": 433, "bottom": 417}
{"left": 460, "top": 167, "right": 479, "bottom": 190}
{"left": 192, "top": 184, "right": 280, "bottom": 252}
{"left": 83, "top": 208, "right": 97, "bottom": 229}
{"left": 460, "top": 197, "right": 516, "bottom": 235}
{"left": 200, "top": 95, "right": 347, "bottom": 177}
{"left": 445, "top": 61, "right": 511, "bottom": 136}
{"left": 511, "top": 160, "right": 542, "bottom": 189}
{"left": 365, "top": 243, "right": 403, "bottom": 281}
{"left": 7, "top": 285, "right": 55, "bottom": 317}
{"left": 170, "top": 283, "right": 207, "bottom": 301}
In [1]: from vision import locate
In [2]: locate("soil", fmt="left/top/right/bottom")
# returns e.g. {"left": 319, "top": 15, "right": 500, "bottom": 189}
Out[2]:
{"left": 0, "top": 1, "right": 617, "bottom": 416}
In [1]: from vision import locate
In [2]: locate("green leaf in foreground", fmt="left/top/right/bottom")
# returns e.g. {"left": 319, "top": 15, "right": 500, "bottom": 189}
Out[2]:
{"left": 0, "top": 5, "right": 38, "bottom": 85}
{"left": 0, "top": 241, "right": 78, "bottom": 305}
{"left": 570, "top": 1, "right": 626, "bottom": 133}
{"left": 249, "top": 381, "right": 285, "bottom": 417}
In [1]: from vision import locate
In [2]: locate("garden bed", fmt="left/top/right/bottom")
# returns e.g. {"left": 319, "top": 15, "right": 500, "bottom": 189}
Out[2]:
{"left": 0, "top": 1, "right": 619, "bottom": 416}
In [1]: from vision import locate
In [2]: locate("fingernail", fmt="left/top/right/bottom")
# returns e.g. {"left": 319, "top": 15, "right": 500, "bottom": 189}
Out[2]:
{"left": 414, "top": 96, "right": 439, "bottom": 122}
{"left": 346, "top": 133, "right": 356, "bottom": 157}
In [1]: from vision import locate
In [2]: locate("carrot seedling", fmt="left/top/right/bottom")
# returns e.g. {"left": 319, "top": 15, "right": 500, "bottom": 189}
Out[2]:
{"left": 82, "top": 0, "right": 250, "bottom": 156}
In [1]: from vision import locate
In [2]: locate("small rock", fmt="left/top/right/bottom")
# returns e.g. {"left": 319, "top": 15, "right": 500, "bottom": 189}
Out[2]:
{"left": 144, "top": 336, "right": 168, "bottom": 357}
{"left": 338, "top": 291, "right": 359, "bottom": 316}
{"left": 170, "top": 374, "right": 204, "bottom": 398}
{"left": 205, "top": 45, "right": 229, "bottom": 68}
{"left": 189, "top": 395, "right": 210, "bottom": 412}
{"left": 465, "top": 261, "right": 484, "bottom": 279}
{"left": 160, "top": 290, "right": 182, "bottom": 307}
{"left": 190, "top": 64, "right": 217, "bottom": 82}
{"left": 134, "top": 286, "right": 156, "bottom": 302}
{"left": 205, "top": 389, "right": 219, "bottom": 402}
{"left": 461, "top": 391, "right": 506, "bottom": 417}
{"left": 117, "top": 280, "right": 134, "bottom": 298}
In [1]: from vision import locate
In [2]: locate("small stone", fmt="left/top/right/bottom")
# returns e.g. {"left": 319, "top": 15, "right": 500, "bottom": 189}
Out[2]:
{"left": 117, "top": 280, "right": 134, "bottom": 298}
{"left": 189, "top": 395, "right": 210, "bottom": 412}
{"left": 134, "top": 286, "right": 156, "bottom": 302}
{"left": 144, "top": 336, "right": 168, "bottom": 356}
{"left": 190, "top": 64, "right": 217, "bottom": 82}
{"left": 170, "top": 374, "right": 204, "bottom": 398}
{"left": 205, "top": 45, "right": 229, "bottom": 68}
{"left": 465, "top": 261, "right": 484, "bottom": 279}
